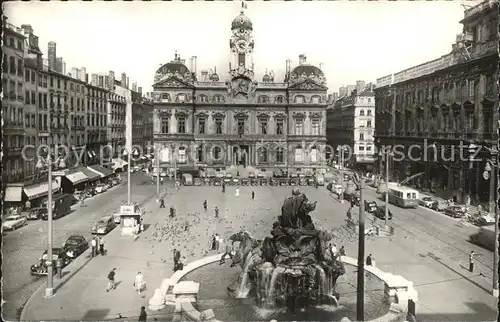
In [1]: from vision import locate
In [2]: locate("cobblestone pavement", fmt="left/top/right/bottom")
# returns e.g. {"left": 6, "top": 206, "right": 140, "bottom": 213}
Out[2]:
{"left": 20, "top": 182, "right": 497, "bottom": 321}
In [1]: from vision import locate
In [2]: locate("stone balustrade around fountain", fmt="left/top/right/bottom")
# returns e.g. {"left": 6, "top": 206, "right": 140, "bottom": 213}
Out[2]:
{"left": 149, "top": 254, "right": 418, "bottom": 322}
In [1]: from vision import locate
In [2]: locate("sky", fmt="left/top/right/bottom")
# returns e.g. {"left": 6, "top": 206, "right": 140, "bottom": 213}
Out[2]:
{"left": 5, "top": 1, "right": 473, "bottom": 94}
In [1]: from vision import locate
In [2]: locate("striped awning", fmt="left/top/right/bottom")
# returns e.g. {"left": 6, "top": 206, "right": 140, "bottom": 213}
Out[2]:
{"left": 5, "top": 186, "right": 23, "bottom": 202}
{"left": 24, "top": 180, "right": 61, "bottom": 200}
{"left": 112, "top": 158, "right": 129, "bottom": 170}
{"left": 65, "top": 171, "right": 89, "bottom": 185}
{"left": 87, "top": 165, "right": 114, "bottom": 178}
{"left": 79, "top": 167, "right": 101, "bottom": 181}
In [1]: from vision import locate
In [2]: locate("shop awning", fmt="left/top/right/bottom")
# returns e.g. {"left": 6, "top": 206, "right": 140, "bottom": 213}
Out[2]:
{"left": 87, "top": 165, "right": 114, "bottom": 178}
{"left": 5, "top": 186, "right": 23, "bottom": 202}
{"left": 80, "top": 167, "right": 101, "bottom": 181}
{"left": 64, "top": 170, "right": 89, "bottom": 185}
{"left": 24, "top": 180, "right": 61, "bottom": 200}
{"left": 112, "top": 158, "right": 128, "bottom": 171}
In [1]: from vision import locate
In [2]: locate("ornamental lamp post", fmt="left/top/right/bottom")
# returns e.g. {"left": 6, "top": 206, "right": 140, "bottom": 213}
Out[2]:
{"left": 123, "top": 149, "right": 131, "bottom": 204}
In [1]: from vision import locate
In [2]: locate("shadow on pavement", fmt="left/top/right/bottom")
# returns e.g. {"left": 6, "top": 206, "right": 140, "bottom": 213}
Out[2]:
{"left": 82, "top": 309, "right": 110, "bottom": 320}
{"left": 417, "top": 306, "right": 497, "bottom": 322}
{"left": 426, "top": 252, "right": 491, "bottom": 294}
{"left": 55, "top": 253, "right": 94, "bottom": 292}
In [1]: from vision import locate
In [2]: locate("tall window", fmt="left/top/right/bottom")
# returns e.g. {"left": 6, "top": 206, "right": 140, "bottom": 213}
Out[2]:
{"left": 359, "top": 109, "right": 365, "bottom": 116}
{"left": 294, "top": 96, "right": 305, "bottom": 103}
{"left": 215, "top": 118, "right": 223, "bottom": 134}
{"left": 259, "top": 148, "right": 268, "bottom": 163}
{"left": 238, "top": 53, "right": 245, "bottom": 66}
{"left": 9, "top": 56, "right": 15, "bottom": 74}
{"left": 178, "top": 147, "right": 187, "bottom": 163}
{"left": 276, "top": 147, "right": 284, "bottom": 163}
{"left": 178, "top": 118, "right": 186, "bottom": 133}
{"left": 198, "top": 118, "right": 206, "bottom": 134}
{"left": 197, "top": 146, "right": 203, "bottom": 162}
{"left": 367, "top": 109, "right": 372, "bottom": 116}
{"left": 311, "top": 119, "right": 320, "bottom": 135}
{"left": 276, "top": 119, "right": 284, "bottom": 135}
{"left": 238, "top": 119, "right": 245, "bottom": 135}
{"left": 17, "top": 58, "right": 22, "bottom": 76}
{"left": 359, "top": 133, "right": 364, "bottom": 140}
{"left": 310, "top": 147, "right": 318, "bottom": 163}
{"left": 295, "top": 119, "right": 304, "bottom": 135}
{"left": 294, "top": 148, "right": 304, "bottom": 162}
{"left": 161, "top": 117, "right": 169, "bottom": 133}
{"left": 367, "top": 120, "right": 372, "bottom": 127}
{"left": 213, "top": 146, "right": 222, "bottom": 162}
{"left": 260, "top": 119, "right": 268, "bottom": 134}
{"left": 311, "top": 96, "right": 320, "bottom": 104}
{"left": 177, "top": 94, "right": 186, "bottom": 103}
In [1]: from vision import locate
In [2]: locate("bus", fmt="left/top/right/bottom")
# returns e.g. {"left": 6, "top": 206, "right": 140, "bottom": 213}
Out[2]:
{"left": 386, "top": 183, "right": 419, "bottom": 208}
{"left": 469, "top": 226, "right": 496, "bottom": 252}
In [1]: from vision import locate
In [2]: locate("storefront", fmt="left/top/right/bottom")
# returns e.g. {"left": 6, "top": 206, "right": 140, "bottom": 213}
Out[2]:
{"left": 80, "top": 167, "right": 101, "bottom": 188}
{"left": 87, "top": 164, "right": 114, "bottom": 182}
{"left": 23, "top": 179, "right": 62, "bottom": 207}
{"left": 61, "top": 169, "right": 89, "bottom": 193}
{"left": 112, "top": 158, "right": 129, "bottom": 173}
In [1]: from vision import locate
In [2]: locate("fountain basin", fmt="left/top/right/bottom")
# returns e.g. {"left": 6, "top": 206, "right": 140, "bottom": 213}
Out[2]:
{"left": 181, "top": 260, "right": 391, "bottom": 321}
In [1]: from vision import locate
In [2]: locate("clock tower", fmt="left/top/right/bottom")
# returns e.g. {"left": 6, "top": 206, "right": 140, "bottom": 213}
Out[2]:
{"left": 229, "top": 5, "right": 254, "bottom": 79}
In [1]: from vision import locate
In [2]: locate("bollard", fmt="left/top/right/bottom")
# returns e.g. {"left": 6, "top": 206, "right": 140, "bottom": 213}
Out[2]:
{"left": 56, "top": 259, "right": 62, "bottom": 278}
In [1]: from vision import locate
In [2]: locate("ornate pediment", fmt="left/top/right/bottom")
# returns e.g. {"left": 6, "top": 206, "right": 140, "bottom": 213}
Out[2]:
{"left": 153, "top": 76, "right": 195, "bottom": 89}
{"left": 212, "top": 112, "right": 226, "bottom": 119}
{"left": 292, "top": 112, "right": 306, "bottom": 119}
{"left": 226, "top": 77, "right": 257, "bottom": 99}
{"left": 273, "top": 112, "right": 286, "bottom": 119}
{"left": 174, "top": 110, "right": 190, "bottom": 119}
{"left": 257, "top": 113, "right": 270, "bottom": 120}
{"left": 288, "top": 79, "right": 327, "bottom": 91}
{"left": 195, "top": 111, "right": 209, "bottom": 119}
{"left": 234, "top": 111, "right": 249, "bottom": 119}
{"left": 157, "top": 109, "right": 172, "bottom": 118}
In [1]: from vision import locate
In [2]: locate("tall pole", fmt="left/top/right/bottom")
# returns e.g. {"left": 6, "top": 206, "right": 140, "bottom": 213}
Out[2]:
{"left": 127, "top": 150, "right": 131, "bottom": 204}
{"left": 356, "top": 178, "right": 366, "bottom": 321}
{"left": 174, "top": 150, "right": 177, "bottom": 182}
{"left": 45, "top": 155, "right": 54, "bottom": 297}
{"left": 491, "top": 149, "right": 498, "bottom": 297}
{"left": 339, "top": 148, "right": 344, "bottom": 202}
{"left": 385, "top": 150, "right": 389, "bottom": 225}
{"left": 156, "top": 144, "right": 160, "bottom": 198}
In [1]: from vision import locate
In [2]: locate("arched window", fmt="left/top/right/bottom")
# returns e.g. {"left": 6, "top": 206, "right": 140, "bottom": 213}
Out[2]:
{"left": 294, "top": 95, "right": 305, "bottom": 104}
{"left": 275, "top": 96, "right": 284, "bottom": 104}
{"left": 258, "top": 95, "right": 270, "bottom": 103}
{"left": 213, "top": 146, "right": 222, "bottom": 163}
{"left": 161, "top": 93, "right": 170, "bottom": 102}
{"left": 311, "top": 95, "right": 321, "bottom": 104}
{"left": 359, "top": 109, "right": 365, "bottom": 116}
{"left": 160, "top": 147, "right": 171, "bottom": 163}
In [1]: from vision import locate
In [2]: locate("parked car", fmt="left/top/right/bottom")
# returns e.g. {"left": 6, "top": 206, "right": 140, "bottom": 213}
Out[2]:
{"left": 111, "top": 179, "right": 119, "bottom": 186}
{"left": 74, "top": 190, "right": 86, "bottom": 201}
{"left": 30, "top": 248, "right": 71, "bottom": 276}
{"left": 471, "top": 213, "right": 495, "bottom": 226}
{"left": 193, "top": 177, "right": 202, "bottom": 186}
{"left": 63, "top": 235, "right": 89, "bottom": 258}
{"left": 332, "top": 184, "right": 344, "bottom": 195}
{"left": 444, "top": 205, "right": 467, "bottom": 218}
{"left": 3, "top": 215, "right": 28, "bottom": 231}
{"left": 364, "top": 201, "right": 378, "bottom": 213}
{"left": 279, "top": 178, "right": 288, "bottom": 186}
{"left": 26, "top": 207, "right": 47, "bottom": 220}
{"left": 373, "top": 206, "right": 393, "bottom": 220}
{"left": 241, "top": 178, "right": 249, "bottom": 186}
{"left": 95, "top": 183, "right": 108, "bottom": 194}
{"left": 419, "top": 196, "right": 435, "bottom": 208}
{"left": 430, "top": 200, "right": 448, "bottom": 212}
{"left": 112, "top": 211, "right": 122, "bottom": 224}
{"left": 91, "top": 215, "right": 116, "bottom": 235}
{"left": 214, "top": 178, "right": 222, "bottom": 186}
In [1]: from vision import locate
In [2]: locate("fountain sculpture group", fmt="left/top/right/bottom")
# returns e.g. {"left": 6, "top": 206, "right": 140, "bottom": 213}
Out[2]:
{"left": 229, "top": 189, "right": 346, "bottom": 312}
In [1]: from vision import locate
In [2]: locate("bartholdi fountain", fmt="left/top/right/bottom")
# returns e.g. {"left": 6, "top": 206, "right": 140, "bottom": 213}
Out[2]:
{"left": 228, "top": 188, "right": 346, "bottom": 312}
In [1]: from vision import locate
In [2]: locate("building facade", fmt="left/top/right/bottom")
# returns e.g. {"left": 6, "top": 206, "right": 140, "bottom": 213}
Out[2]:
{"left": 108, "top": 83, "right": 127, "bottom": 157}
{"left": 152, "top": 9, "right": 328, "bottom": 174}
{"left": 85, "top": 84, "right": 109, "bottom": 164}
{"left": 3, "top": 20, "right": 26, "bottom": 184}
{"left": 374, "top": 0, "right": 498, "bottom": 205}
{"left": 326, "top": 89, "right": 376, "bottom": 170}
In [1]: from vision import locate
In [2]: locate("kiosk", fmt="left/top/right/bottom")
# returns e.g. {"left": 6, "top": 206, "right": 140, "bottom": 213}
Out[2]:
{"left": 119, "top": 205, "right": 143, "bottom": 236}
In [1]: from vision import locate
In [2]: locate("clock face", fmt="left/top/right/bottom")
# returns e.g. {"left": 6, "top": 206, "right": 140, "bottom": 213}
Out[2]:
{"left": 236, "top": 40, "right": 247, "bottom": 53}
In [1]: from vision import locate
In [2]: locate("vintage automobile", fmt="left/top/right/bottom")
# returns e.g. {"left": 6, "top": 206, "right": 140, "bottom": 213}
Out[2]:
{"left": 260, "top": 178, "right": 268, "bottom": 186}
{"left": 3, "top": 215, "right": 28, "bottom": 231}
{"left": 307, "top": 175, "right": 315, "bottom": 186}
{"left": 289, "top": 174, "right": 299, "bottom": 186}
{"left": 430, "top": 200, "right": 448, "bottom": 212}
{"left": 373, "top": 206, "right": 393, "bottom": 220}
{"left": 26, "top": 207, "right": 47, "bottom": 220}
{"left": 95, "top": 183, "right": 108, "bottom": 194}
{"left": 269, "top": 178, "right": 278, "bottom": 186}
{"left": 30, "top": 248, "right": 71, "bottom": 276}
{"left": 345, "top": 194, "right": 360, "bottom": 206}
{"left": 63, "top": 235, "right": 89, "bottom": 258}
{"left": 91, "top": 215, "right": 116, "bottom": 235}
{"left": 364, "top": 201, "right": 378, "bottom": 214}
{"left": 214, "top": 178, "right": 223, "bottom": 186}
{"left": 279, "top": 178, "right": 288, "bottom": 186}
{"left": 419, "top": 196, "right": 435, "bottom": 208}
{"left": 241, "top": 178, "right": 249, "bottom": 186}
{"left": 193, "top": 177, "right": 202, "bottom": 186}
{"left": 232, "top": 178, "right": 240, "bottom": 185}
{"left": 203, "top": 177, "right": 211, "bottom": 186}
{"left": 224, "top": 173, "right": 233, "bottom": 185}
{"left": 444, "top": 205, "right": 467, "bottom": 218}
{"left": 298, "top": 174, "right": 307, "bottom": 186}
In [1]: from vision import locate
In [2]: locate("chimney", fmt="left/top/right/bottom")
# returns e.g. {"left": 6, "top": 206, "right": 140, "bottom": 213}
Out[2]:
{"left": 71, "top": 68, "right": 78, "bottom": 79}
{"left": 121, "top": 73, "right": 127, "bottom": 88}
{"left": 180, "top": 59, "right": 186, "bottom": 65}
{"left": 138, "top": 86, "right": 142, "bottom": 95}
{"left": 319, "top": 62, "right": 323, "bottom": 70}
{"left": 189, "top": 57, "right": 193, "bottom": 71}
{"left": 299, "top": 54, "right": 307, "bottom": 65}
{"left": 80, "top": 67, "right": 86, "bottom": 82}
{"left": 193, "top": 56, "right": 197, "bottom": 75}
{"left": 48, "top": 42, "right": 57, "bottom": 70}
{"left": 21, "top": 24, "right": 33, "bottom": 35}
{"left": 108, "top": 70, "right": 115, "bottom": 90}
{"left": 132, "top": 81, "right": 137, "bottom": 92}
{"left": 126, "top": 77, "right": 130, "bottom": 89}
{"left": 328, "top": 94, "right": 332, "bottom": 103}
{"left": 201, "top": 70, "right": 208, "bottom": 82}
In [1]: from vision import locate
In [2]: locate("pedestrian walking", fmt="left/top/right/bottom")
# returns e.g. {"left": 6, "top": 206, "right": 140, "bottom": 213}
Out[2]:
{"left": 95, "top": 237, "right": 101, "bottom": 255}
{"left": 159, "top": 197, "right": 165, "bottom": 208}
{"left": 170, "top": 205, "right": 175, "bottom": 218}
{"left": 215, "top": 233, "right": 220, "bottom": 251}
{"left": 366, "top": 254, "right": 373, "bottom": 266}
{"left": 251, "top": 191, "right": 255, "bottom": 200}
{"left": 339, "top": 246, "right": 346, "bottom": 257}
{"left": 91, "top": 238, "right": 97, "bottom": 257}
{"left": 215, "top": 206, "right": 219, "bottom": 218}
{"left": 138, "top": 306, "right": 147, "bottom": 322}
{"left": 210, "top": 234, "right": 216, "bottom": 251}
{"left": 220, "top": 241, "right": 234, "bottom": 265}
{"left": 469, "top": 251, "right": 475, "bottom": 272}
{"left": 222, "top": 183, "right": 226, "bottom": 193}
{"left": 203, "top": 200, "right": 207, "bottom": 211}
{"left": 173, "top": 249, "right": 181, "bottom": 271}
{"left": 99, "top": 238, "right": 105, "bottom": 255}
{"left": 134, "top": 271, "right": 146, "bottom": 296}
{"left": 235, "top": 187, "right": 240, "bottom": 197}
{"left": 106, "top": 268, "right": 116, "bottom": 292}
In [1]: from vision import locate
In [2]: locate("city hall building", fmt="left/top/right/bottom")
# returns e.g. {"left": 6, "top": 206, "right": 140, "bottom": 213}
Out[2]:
{"left": 152, "top": 8, "right": 328, "bottom": 175}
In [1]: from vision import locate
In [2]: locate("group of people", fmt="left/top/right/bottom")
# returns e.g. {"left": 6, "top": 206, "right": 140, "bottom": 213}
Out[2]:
{"left": 105, "top": 268, "right": 147, "bottom": 297}
{"left": 90, "top": 236, "right": 105, "bottom": 257}
{"left": 329, "top": 243, "right": 346, "bottom": 261}
{"left": 209, "top": 233, "right": 236, "bottom": 266}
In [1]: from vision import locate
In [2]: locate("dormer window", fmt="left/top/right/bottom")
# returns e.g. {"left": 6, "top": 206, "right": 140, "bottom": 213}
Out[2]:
{"left": 258, "top": 95, "right": 270, "bottom": 103}
{"left": 294, "top": 95, "right": 305, "bottom": 104}
{"left": 198, "top": 95, "right": 208, "bottom": 103}
{"left": 275, "top": 96, "right": 284, "bottom": 104}
{"left": 214, "top": 95, "right": 224, "bottom": 103}
{"left": 176, "top": 94, "right": 186, "bottom": 103}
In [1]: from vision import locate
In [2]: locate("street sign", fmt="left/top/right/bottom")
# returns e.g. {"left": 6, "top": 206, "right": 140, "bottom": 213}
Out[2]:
{"left": 52, "top": 171, "right": 65, "bottom": 177}
{"left": 483, "top": 170, "right": 490, "bottom": 180}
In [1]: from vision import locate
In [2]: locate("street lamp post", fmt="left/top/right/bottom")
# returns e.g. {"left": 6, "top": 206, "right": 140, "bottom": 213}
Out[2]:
{"left": 338, "top": 146, "right": 345, "bottom": 203}
{"left": 377, "top": 150, "right": 391, "bottom": 225}
{"left": 346, "top": 175, "right": 366, "bottom": 321}
{"left": 36, "top": 153, "right": 65, "bottom": 298}
{"left": 156, "top": 144, "right": 160, "bottom": 199}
